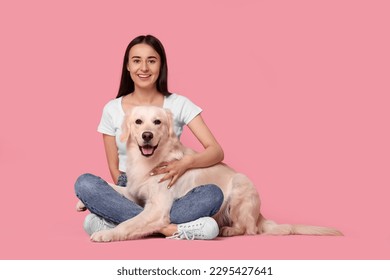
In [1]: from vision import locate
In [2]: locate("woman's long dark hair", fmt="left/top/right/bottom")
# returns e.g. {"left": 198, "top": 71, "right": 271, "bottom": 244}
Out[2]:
{"left": 116, "top": 35, "right": 171, "bottom": 98}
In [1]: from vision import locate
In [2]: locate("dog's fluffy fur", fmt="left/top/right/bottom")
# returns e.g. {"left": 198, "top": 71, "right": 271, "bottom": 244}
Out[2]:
{"left": 90, "top": 106, "right": 342, "bottom": 242}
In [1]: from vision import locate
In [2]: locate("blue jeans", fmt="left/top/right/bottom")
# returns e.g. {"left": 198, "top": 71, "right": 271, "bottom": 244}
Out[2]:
{"left": 74, "top": 173, "right": 224, "bottom": 225}
{"left": 117, "top": 172, "right": 127, "bottom": 187}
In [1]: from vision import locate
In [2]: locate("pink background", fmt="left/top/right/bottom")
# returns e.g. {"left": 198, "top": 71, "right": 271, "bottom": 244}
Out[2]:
{"left": 0, "top": 0, "right": 389, "bottom": 259}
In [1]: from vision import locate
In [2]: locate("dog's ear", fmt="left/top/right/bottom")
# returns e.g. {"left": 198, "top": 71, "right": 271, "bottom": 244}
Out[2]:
{"left": 164, "top": 109, "right": 177, "bottom": 140}
{"left": 120, "top": 112, "right": 131, "bottom": 143}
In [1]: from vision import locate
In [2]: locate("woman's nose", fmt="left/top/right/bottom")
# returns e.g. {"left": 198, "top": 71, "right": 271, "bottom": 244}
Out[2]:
{"left": 140, "top": 61, "right": 149, "bottom": 71}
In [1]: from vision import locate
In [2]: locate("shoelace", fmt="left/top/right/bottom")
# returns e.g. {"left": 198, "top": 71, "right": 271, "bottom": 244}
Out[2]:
{"left": 167, "top": 229, "right": 199, "bottom": 240}
{"left": 93, "top": 219, "right": 107, "bottom": 231}
{"left": 93, "top": 218, "right": 115, "bottom": 231}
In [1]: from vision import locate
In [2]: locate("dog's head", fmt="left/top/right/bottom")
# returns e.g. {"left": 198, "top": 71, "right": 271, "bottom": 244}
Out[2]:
{"left": 120, "top": 106, "right": 177, "bottom": 158}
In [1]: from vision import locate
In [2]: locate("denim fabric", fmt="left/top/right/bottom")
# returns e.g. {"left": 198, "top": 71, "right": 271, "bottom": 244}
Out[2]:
{"left": 117, "top": 172, "right": 127, "bottom": 187}
{"left": 169, "top": 184, "right": 224, "bottom": 223}
{"left": 75, "top": 173, "right": 224, "bottom": 225}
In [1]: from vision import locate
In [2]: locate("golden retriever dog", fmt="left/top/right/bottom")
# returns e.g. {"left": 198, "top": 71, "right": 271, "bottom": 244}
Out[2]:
{"left": 90, "top": 106, "right": 342, "bottom": 242}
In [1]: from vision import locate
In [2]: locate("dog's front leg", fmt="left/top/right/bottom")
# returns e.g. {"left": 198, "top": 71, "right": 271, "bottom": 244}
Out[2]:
{"left": 108, "top": 182, "right": 128, "bottom": 195}
{"left": 90, "top": 201, "right": 171, "bottom": 242}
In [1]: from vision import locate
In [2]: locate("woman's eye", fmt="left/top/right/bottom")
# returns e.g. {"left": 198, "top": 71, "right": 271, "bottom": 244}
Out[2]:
{"left": 135, "top": 119, "right": 143, "bottom": 125}
{"left": 133, "top": 59, "right": 141, "bottom": 64}
{"left": 154, "top": 120, "right": 161, "bottom": 125}
{"left": 148, "top": 60, "right": 156, "bottom": 64}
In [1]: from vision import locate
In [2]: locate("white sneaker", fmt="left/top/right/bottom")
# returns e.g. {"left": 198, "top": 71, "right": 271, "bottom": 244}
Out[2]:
{"left": 167, "top": 217, "right": 219, "bottom": 240}
{"left": 83, "top": 213, "right": 117, "bottom": 236}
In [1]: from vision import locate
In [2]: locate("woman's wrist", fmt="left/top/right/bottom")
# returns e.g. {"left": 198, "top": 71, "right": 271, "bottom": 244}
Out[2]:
{"left": 183, "top": 154, "right": 195, "bottom": 170}
{"left": 110, "top": 170, "right": 121, "bottom": 184}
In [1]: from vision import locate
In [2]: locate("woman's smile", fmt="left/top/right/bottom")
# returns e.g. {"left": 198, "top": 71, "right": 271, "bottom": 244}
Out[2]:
{"left": 137, "top": 74, "right": 152, "bottom": 79}
{"left": 127, "top": 43, "right": 161, "bottom": 90}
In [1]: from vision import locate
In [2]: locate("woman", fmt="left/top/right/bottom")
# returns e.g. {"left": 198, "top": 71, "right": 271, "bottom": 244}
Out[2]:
{"left": 75, "top": 35, "right": 224, "bottom": 240}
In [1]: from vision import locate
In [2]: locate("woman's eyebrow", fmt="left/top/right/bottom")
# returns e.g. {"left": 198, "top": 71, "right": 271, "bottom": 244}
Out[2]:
{"left": 130, "top": 55, "right": 158, "bottom": 59}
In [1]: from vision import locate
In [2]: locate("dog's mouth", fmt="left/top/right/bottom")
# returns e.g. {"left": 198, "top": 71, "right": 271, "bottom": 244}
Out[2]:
{"left": 138, "top": 144, "right": 158, "bottom": 157}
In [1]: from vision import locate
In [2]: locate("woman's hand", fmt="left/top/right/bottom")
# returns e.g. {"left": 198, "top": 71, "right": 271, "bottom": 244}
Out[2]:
{"left": 76, "top": 200, "right": 87, "bottom": 212}
{"left": 150, "top": 155, "right": 193, "bottom": 188}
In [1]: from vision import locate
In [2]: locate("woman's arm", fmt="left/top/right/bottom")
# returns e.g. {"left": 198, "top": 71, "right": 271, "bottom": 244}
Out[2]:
{"left": 152, "top": 114, "right": 224, "bottom": 187}
{"left": 103, "top": 134, "right": 121, "bottom": 184}
{"left": 185, "top": 114, "right": 224, "bottom": 168}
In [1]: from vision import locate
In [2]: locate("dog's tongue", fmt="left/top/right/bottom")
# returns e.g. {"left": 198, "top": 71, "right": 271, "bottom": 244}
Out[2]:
{"left": 142, "top": 146, "right": 154, "bottom": 155}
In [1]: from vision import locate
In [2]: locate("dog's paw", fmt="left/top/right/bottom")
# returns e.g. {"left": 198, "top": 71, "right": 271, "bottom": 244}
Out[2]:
{"left": 220, "top": 226, "right": 238, "bottom": 237}
{"left": 90, "top": 229, "right": 116, "bottom": 242}
{"left": 76, "top": 200, "right": 86, "bottom": 212}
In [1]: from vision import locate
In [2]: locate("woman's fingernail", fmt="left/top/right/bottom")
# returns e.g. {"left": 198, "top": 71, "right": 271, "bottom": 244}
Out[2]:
{"left": 150, "top": 172, "right": 154, "bottom": 176}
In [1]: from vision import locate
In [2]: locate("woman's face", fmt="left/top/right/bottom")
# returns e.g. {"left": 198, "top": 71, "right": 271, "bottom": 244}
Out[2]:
{"left": 127, "top": 43, "right": 161, "bottom": 91}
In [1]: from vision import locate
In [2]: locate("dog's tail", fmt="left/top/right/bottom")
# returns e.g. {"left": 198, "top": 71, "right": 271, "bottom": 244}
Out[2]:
{"left": 257, "top": 214, "right": 343, "bottom": 236}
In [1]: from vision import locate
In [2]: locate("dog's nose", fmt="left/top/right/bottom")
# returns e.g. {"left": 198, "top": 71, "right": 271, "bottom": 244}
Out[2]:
{"left": 142, "top": 131, "right": 154, "bottom": 142}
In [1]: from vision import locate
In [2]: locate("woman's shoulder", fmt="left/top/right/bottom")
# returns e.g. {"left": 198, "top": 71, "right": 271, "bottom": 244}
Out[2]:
{"left": 102, "top": 97, "right": 122, "bottom": 112}
{"left": 165, "top": 93, "right": 194, "bottom": 106}
{"left": 164, "top": 93, "right": 202, "bottom": 122}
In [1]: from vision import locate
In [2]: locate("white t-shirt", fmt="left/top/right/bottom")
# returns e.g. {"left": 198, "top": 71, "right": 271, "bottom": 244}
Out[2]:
{"left": 97, "top": 93, "right": 202, "bottom": 172}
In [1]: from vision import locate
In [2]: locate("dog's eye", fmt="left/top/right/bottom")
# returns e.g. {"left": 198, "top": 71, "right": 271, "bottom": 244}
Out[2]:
{"left": 154, "top": 120, "right": 161, "bottom": 125}
{"left": 135, "top": 119, "right": 143, "bottom": 125}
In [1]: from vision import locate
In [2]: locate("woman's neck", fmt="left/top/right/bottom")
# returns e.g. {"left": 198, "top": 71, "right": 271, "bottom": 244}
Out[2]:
{"left": 124, "top": 88, "right": 164, "bottom": 108}
{"left": 133, "top": 87, "right": 160, "bottom": 102}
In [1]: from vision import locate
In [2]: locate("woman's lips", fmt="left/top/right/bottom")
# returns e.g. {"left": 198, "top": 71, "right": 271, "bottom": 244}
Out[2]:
{"left": 137, "top": 74, "right": 151, "bottom": 79}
